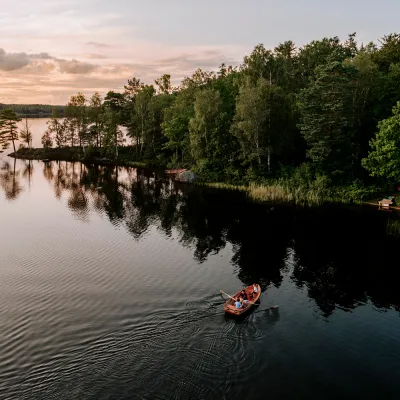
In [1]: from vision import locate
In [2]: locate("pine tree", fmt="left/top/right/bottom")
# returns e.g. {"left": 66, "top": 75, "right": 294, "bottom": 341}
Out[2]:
{"left": 0, "top": 109, "right": 21, "bottom": 152}
{"left": 19, "top": 118, "right": 33, "bottom": 149}
{"left": 297, "top": 61, "right": 359, "bottom": 175}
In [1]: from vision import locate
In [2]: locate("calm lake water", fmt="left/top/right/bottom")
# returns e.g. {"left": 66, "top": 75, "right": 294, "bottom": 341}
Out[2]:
{"left": 1, "top": 154, "right": 400, "bottom": 399}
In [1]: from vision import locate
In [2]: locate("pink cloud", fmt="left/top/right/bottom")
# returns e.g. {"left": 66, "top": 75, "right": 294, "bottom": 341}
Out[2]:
{"left": 0, "top": 45, "right": 242, "bottom": 104}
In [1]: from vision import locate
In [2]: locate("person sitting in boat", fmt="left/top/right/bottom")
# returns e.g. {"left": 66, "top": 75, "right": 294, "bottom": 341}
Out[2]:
{"left": 235, "top": 299, "right": 242, "bottom": 309}
{"left": 240, "top": 290, "right": 248, "bottom": 302}
{"left": 252, "top": 284, "right": 258, "bottom": 296}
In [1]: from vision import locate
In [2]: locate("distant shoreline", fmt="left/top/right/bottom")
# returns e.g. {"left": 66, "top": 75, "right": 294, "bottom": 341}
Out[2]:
{"left": 16, "top": 114, "right": 54, "bottom": 118}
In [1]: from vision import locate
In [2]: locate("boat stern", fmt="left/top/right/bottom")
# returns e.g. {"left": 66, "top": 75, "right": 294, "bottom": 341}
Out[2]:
{"left": 224, "top": 305, "right": 242, "bottom": 316}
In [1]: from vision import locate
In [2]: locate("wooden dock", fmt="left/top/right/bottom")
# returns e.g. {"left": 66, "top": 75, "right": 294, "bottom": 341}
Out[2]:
{"left": 365, "top": 199, "right": 400, "bottom": 211}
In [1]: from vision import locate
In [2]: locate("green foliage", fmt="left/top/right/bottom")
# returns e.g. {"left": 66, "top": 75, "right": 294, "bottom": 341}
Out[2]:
{"left": 0, "top": 119, "right": 9, "bottom": 150}
{"left": 334, "top": 181, "right": 381, "bottom": 202}
{"left": 0, "top": 103, "right": 65, "bottom": 117}
{"left": 362, "top": 102, "right": 400, "bottom": 182}
{"left": 297, "top": 61, "right": 360, "bottom": 177}
{"left": 65, "top": 93, "right": 88, "bottom": 147}
{"left": 41, "top": 131, "right": 53, "bottom": 149}
{"left": 15, "top": 31, "right": 400, "bottom": 200}
{"left": 0, "top": 108, "right": 21, "bottom": 152}
{"left": 19, "top": 118, "right": 33, "bottom": 149}
{"left": 372, "top": 33, "right": 400, "bottom": 72}
{"left": 88, "top": 92, "right": 104, "bottom": 147}
{"left": 162, "top": 88, "right": 195, "bottom": 166}
{"left": 102, "top": 107, "right": 124, "bottom": 159}
{"left": 231, "top": 78, "right": 267, "bottom": 167}
{"left": 155, "top": 74, "right": 173, "bottom": 94}
{"left": 46, "top": 110, "right": 68, "bottom": 148}
{"left": 189, "top": 88, "right": 221, "bottom": 161}
{"left": 130, "top": 85, "right": 156, "bottom": 154}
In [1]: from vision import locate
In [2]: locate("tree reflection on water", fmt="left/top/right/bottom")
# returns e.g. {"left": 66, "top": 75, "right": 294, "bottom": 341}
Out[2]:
{"left": 0, "top": 159, "right": 23, "bottom": 201}
{"left": 2, "top": 160, "right": 400, "bottom": 317}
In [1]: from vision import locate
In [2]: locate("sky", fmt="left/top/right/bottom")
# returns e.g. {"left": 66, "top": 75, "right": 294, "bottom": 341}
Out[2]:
{"left": 1, "top": 0, "right": 399, "bottom": 104}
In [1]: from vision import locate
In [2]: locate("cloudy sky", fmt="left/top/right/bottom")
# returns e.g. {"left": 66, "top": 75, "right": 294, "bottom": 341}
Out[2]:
{"left": 1, "top": 0, "right": 399, "bottom": 104}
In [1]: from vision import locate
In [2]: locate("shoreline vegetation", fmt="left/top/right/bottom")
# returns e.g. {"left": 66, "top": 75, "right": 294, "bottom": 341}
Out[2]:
{"left": 196, "top": 181, "right": 398, "bottom": 207}
{"left": 9, "top": 146, "right": 398, "bottom": 207}
{"left": 8, "top": 147, "right": 151, "bottom": 168}
{"left": 3, "top": 32, "right": 400, "bottom": 207}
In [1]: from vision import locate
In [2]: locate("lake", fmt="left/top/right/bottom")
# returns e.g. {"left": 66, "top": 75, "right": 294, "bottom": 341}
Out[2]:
{"left": 1, "top": 154, "right": 400, "bottom": 399}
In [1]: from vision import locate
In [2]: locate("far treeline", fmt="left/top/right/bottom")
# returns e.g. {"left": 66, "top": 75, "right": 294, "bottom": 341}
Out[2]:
{"left": 0, "top": 104, "right": 65, "bottom": 117}
{"left": 3, "top": 32, "right": 400, "bottom": 202}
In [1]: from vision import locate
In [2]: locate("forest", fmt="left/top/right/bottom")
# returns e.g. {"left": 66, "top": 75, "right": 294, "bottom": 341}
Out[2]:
{"left": 2, "top": 32, "right": 400, "bottom": 201}
{"left": 0, "top": 104, "right": 65, "bottom": 117}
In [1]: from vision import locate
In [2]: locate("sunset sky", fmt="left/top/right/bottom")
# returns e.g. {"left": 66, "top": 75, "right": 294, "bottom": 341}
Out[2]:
{"left": 1, "top": 0, "right": 399, "bottom": 104}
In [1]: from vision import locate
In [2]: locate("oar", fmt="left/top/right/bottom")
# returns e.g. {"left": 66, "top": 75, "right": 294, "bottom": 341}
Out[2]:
{"left": 220, "top": 290, "right": 235, "bottom": 300}
{"left": 220, "top": 290, "right": 258, "bottom": 306}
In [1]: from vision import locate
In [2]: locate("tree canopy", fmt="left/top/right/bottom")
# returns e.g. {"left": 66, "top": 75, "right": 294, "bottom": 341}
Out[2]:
{"left": 362, "top": 102, "right": 400, "bottom": 182}
{"left": 11, "top": 32, "right": 400, "bottom": 187}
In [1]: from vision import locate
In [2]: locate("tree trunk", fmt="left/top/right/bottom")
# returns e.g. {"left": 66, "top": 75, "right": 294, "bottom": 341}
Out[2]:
{"left": 256, "top": 136, "right": 261, "bottom": 167}
{"left": 268, "top": 74, "right": 272, "bottom": 173}
{"left": 141, "top": 118, "right": 144, "bottom": 155}
{"left": 204, "top": 127, "right": 208, "bottom": 156}
{"left": 115, "top": 127, "right": 118, "bottom": 159}
{"left": 11, "top": 128, "right": 16, "bottom": 152}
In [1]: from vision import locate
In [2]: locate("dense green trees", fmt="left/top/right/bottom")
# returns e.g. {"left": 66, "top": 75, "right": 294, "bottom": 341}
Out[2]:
{"left": 13, "top": 32, "right": 400, "bottom": 187}
{"left": 189, "top": 88, "right": 221, "bottom": 162}
{"left": 41, "top": 131, "right": 53, "bottom": 149}
{"left": 362, "top": 102, "right": 400, "bottom": 182}
{"left": 297, "top": 62, "right": 359, "bottom": 177}
{"left": 46, "top": 109, "right": 68, "bottom": 148}
{"left": 0, "top": 104, "right": 65, "bottom": 117}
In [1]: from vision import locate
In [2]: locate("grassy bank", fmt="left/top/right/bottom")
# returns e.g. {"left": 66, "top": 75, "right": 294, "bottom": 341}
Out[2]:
{"left": 198, "top": 179, "right": 383, "bottom": 206}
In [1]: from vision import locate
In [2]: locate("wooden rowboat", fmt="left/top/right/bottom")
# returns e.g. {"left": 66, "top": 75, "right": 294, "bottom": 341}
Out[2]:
{"left": 223, "top": 284, "right": 261, "bottom": 316}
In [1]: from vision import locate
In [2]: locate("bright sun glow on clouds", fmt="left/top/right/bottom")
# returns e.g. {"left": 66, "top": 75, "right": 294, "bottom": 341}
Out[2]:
{"left": 1, "top": 0, "right": 400, "bottom": 104}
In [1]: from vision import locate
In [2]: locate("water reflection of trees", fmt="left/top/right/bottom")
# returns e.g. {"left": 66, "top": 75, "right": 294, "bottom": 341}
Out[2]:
{"left": 4, "top": 160, "right": 400, "bottom": 316}
{"left": 291, "top": 207, "right": 400, "bottom": 316}
{"left": 0, "top": 159, "right": 23, "bottom": 200}
{"left": 22, "top": 160, "right": 34, "bottom": 188}
{"left": 41, "top": 162, "right": 288, "bottom": 279}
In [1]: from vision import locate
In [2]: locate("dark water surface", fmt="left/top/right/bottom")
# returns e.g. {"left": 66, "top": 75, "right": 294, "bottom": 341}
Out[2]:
{"left": 1, "top": 154, "right": 400, "bottom": 399}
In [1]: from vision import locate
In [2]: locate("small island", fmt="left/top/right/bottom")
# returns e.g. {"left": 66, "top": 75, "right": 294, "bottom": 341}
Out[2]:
{"left": 8, "top": 147, "right": 149, "bottom": 168}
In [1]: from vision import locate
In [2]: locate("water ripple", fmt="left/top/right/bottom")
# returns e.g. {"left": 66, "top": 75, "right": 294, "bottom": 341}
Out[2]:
{"left": 2, "top": 160, "right": 400, "bottom": 399}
